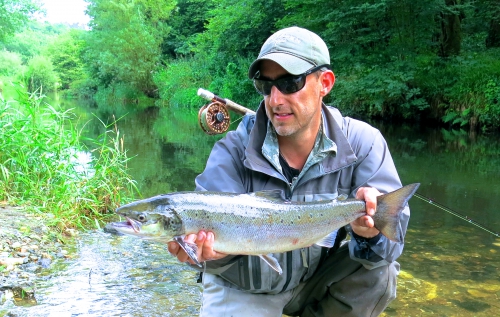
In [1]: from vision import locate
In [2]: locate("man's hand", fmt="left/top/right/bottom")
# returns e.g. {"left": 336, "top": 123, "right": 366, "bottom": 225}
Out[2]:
{"left": 167, "top": 231, "right": 228, "bottom": 265}
{"left": 351, "top": 187, "right": 383, "bottom": 239}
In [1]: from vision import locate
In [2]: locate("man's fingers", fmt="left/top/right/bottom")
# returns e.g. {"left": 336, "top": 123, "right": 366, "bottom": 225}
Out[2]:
{"left": 167, "top": 241, "right": 179, "bottom": 255}
{"left": 356, "top": 187, "right": 381, "bottom": 216}
{"left": 202, "top": 232, "right": 215, "bottom": 260}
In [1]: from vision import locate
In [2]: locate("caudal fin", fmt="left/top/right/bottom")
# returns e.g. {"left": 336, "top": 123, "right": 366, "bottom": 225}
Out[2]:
{"left": 373, "top": 183, "right": 420, "bottom": 243}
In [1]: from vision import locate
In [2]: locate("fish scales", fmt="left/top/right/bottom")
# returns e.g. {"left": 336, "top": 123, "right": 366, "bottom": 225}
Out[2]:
{"left": 110, "top": 183, "right": 420, "bottom": 270}
{"left": 166, "top": 192, "right": 367, "bottom": 254}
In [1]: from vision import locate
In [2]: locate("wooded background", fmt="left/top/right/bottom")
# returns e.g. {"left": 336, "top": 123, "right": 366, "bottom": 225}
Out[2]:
{"left": 1, "top": 0, "right": 499, "bottom": 131}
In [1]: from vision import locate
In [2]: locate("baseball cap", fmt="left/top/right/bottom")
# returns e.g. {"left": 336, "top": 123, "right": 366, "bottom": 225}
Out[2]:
{"left": 248, "top": 26, "right": 330, "bottom": 79}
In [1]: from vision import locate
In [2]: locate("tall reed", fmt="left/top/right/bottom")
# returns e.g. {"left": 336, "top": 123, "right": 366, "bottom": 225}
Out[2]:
{"left": 0, "top": 87, "right": 139, "bottom": 232}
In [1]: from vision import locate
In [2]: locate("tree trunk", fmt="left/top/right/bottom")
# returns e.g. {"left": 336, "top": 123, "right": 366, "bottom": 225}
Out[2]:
{"left": 486, "top": 18, "right": 500, "bottom": 48}
{"left": 438, "top": 0, "right": 462, "bottom": 57}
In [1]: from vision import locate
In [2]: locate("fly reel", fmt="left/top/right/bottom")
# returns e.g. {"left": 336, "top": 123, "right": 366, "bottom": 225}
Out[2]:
{"left": 198, "top": 101, "right": 231, "bottom": 135}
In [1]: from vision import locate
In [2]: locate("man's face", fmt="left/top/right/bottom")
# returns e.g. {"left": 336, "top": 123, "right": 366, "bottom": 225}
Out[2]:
{"left": 260, "top": 60, "right": 324, "bottom": 139}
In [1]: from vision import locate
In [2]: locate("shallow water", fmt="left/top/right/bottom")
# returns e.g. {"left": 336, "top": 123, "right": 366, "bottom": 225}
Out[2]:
{"left": 2, "top": 100, "right": 499, "bottom": 316}
{"left": 1, "top": 231, "right": 201, "bottom": 316}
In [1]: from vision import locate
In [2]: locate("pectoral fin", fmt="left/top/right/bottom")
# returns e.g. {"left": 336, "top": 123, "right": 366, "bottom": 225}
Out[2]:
{"left": 173, "top": 236, "right": 202, "bottom": 267}
{"left": 314, "top": 231, "right": 338, "bottom": 248}
{"left": 259, "top": 254, "right": 283, "bottom": 275}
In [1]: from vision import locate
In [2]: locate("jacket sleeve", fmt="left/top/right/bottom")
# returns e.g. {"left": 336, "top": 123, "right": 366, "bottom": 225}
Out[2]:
{"left": 190, "top": 118, "right": 251, "bottom": 273}
{"left": 344, "top": 123, "right": 409, "bottom": 269}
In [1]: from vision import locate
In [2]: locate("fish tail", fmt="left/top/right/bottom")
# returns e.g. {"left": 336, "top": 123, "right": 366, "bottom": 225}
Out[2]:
{"left": 373, "top": 183, "right": 420, "bottom": 243}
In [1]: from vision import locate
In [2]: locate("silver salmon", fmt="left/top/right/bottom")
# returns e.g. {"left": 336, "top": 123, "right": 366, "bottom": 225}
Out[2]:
{"left": 110, "top": 183, "right": 419, "bottom": 274}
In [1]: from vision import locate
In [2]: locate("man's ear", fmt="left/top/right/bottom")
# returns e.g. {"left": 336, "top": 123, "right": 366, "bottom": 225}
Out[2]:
{"left": 320, "top": 71, "right": 335, "bottom": 97}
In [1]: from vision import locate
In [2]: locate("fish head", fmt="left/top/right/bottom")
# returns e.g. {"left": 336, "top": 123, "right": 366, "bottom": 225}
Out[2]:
{"left": 111, "top": 195, "right": 184, "bottom": 242}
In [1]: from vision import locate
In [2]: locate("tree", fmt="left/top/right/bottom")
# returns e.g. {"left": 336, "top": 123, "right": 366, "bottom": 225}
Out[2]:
{"left": 0, "top": 0, "right": 40, "bottom": 42}
{"left": 45, "top": 29, "right": 87, "bottom": 90}
{"left": 161, "top": 0, "right": 215, "bottom": 57}
{"left": 437, "top": 0, "right": 463, "bottom": 57}
{"left": 85, "top": 0, "right": 175, "bottom": 97}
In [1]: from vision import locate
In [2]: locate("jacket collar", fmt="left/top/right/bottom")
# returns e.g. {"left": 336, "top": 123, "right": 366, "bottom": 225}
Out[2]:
{"left": 244, "top": 101, "right": 357, "bottom": 179}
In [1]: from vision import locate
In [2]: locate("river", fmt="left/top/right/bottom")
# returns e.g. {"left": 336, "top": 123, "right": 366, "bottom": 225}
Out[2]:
{"left": 1, "top": 96, "right": 499, "bottom": 316}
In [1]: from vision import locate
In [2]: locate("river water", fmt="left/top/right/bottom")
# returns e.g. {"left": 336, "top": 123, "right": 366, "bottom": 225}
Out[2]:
{"left": 1, "top": 97, "right": 499, "bottom": 316}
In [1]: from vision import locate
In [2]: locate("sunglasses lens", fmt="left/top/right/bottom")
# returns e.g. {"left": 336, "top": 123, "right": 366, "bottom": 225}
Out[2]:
{"left": 253, "top": 75, "right": 306, "bottom": 96}
{"left": 277, "top": 76, "right": 305, "bottom": 94}
{"left": 253, "top": 80, "right": 271, "bottom": 95}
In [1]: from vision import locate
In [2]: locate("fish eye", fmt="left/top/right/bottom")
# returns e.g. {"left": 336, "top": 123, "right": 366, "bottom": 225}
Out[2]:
{"left": 137, "top": 213, "right": 147, "bottom": 222}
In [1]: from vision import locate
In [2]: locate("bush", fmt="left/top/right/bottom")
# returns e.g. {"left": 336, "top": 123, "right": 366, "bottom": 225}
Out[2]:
{"left": 0, "top": 50, "right": 25, "bottom": 76}
{"left": 24, "top": 55, "right": 59, "bottom": 93}
{"left": 333, "top": 61, "right": 429, "bottom": 119}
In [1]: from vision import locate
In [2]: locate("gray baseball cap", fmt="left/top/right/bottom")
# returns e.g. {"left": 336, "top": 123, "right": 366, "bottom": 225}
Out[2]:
{"left": 248, "top": 26, "right": 330, "bottom": 79}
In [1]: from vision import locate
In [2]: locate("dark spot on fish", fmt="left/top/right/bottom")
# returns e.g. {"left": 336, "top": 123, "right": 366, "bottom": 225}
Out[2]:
{"left": 280, "top": 219, "right": 284, "bottom": 223}
{"left": 297, "top": 215, "right": 301, "bottom": 220}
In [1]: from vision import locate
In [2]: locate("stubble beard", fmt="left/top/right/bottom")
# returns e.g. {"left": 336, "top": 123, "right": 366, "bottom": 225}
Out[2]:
{"left": 274, "top": 123, "right": 298, "bottom": 137}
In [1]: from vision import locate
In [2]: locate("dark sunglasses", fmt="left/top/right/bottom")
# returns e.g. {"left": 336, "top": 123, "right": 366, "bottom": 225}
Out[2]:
{"left": 253, "top": 64, "right": 330, "bottom": 96}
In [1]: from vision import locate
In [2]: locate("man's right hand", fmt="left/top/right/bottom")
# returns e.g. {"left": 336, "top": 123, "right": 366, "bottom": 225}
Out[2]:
{"left": 167, "top": 231, "right": 228, "bottom": 265}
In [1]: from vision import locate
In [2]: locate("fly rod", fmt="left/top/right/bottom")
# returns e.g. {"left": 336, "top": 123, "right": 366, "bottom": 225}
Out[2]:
{"left": 195, "top": 88, "right": 500, "bottom": 238}
{"left": 414, "top": 193, "right": 499, "bottom": 238}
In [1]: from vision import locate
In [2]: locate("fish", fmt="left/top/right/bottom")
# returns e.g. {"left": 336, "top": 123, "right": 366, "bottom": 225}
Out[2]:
{"left": 109, "top": 183, "right": 420, "bottom": 274}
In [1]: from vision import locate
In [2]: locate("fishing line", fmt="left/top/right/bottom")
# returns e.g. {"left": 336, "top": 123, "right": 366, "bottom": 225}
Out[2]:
{"left": 414, "top": 192, "right": 500, "bottom": 238}
{"left": 230, "top": 115, "right": 244, "bottom": 126}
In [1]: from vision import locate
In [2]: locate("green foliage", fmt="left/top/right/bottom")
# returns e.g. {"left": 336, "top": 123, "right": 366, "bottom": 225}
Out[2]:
{"left": 1, "top": 21, "right": 68, "bottom": 63}
{"left": 45, "top": 29, "right": 87, "bottom": 91}
{"left": 24, "top": 55, "right": 59, "bottom": 92}
{"left": 3, "top": 0, "right": 498, "bottom": 131}
{"left": 194, "top": 0, "right": 286, "bottom": 60}
{"left": 0, "top": 86, "right": 138, "bottom": 230}
{"left": 84, "top": 0, "right": 176, "bottom": 98}
{"left": 0, "top": 51, "right": 25, "bottom": 76}
{"left": 333, "top": 62, "right": 429, "bottom": 119}
{"left": 162, "top": 0, "right": 215, "bottom": 57}
{"left": 153, "top": 56, "right": 212, "bottom": 109}
{"left": 0, "top": 0, "right": 40, "bottom": 42}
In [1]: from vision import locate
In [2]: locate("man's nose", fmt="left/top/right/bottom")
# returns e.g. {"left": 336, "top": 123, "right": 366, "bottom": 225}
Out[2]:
{"left": 268, "top": 85, "right": 285, "bottom": 105}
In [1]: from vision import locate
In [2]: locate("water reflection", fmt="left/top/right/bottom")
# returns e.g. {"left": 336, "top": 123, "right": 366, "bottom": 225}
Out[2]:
{"left": 377, "top": 122, "right": 500, "bottom": 316}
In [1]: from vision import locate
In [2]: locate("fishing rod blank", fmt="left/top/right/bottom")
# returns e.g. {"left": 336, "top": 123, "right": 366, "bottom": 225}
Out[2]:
{"left": 414, "top": 192, "right": 500, "bottom": 238}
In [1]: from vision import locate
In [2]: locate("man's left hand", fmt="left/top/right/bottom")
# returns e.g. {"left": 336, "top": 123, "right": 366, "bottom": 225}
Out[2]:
{"left": 351, "top": 187, "right": 382, "bottom": 239}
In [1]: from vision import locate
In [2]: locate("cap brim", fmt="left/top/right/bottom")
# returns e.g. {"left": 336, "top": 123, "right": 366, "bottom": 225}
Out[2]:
{"left": 248, "top": 53, "right": 315, "bottom": 79}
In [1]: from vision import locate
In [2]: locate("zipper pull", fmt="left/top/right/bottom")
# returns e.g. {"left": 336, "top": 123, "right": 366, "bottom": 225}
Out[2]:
{"left": 301, "top": 248, "right": 308, "bottom": 268}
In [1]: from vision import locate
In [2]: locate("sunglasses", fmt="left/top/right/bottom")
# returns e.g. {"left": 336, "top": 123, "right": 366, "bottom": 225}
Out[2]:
{"left": 253, "top": 64, "right": 330, "bottom": 96}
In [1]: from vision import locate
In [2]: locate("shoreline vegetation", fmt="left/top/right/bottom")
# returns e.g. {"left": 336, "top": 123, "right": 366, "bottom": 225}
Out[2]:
{"left": 1, "top": 84, "right": 139, "bottom": 234}
{"left": 1, "top": 84, "right": 139, "bottom": 295}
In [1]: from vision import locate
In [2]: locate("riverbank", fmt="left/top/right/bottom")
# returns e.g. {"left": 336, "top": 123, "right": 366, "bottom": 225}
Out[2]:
{"left": 0, "top": 204, "right": 75, "bottom": 306}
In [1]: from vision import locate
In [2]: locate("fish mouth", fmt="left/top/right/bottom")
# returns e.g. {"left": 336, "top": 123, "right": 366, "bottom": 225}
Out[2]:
{"left": 125, "top": 217, "right": 142, "bottom": 233}
{"left": 112, "top": 217, "right": 142, "bottom": 233}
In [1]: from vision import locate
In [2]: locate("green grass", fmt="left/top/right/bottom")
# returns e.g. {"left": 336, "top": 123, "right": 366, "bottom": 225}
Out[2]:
{"left": 0, "top": 81, "right": 139, "bottom": 233}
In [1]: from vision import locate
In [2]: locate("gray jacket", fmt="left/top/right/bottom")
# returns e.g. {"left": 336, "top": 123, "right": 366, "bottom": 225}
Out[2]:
{"left": 194, "top": 103, "right": 408, "bottom": 294}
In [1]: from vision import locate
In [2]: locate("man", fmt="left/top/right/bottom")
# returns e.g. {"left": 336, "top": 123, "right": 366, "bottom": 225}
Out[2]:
{"left": 168, "top": 26, "right": 408, "bottom": 317}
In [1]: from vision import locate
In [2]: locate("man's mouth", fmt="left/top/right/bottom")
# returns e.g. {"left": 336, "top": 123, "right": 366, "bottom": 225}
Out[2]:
{"left": 275, "top": 112, "right": 293, "bottom": 118}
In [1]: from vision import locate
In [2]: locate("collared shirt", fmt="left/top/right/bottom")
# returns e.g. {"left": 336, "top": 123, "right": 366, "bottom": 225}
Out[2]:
{"left": 261, "top": 113, "right": 338, "bottom": 191}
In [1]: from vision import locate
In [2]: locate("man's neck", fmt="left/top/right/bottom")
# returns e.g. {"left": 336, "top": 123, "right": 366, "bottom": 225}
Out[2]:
{"left": 278, "top": 125, "right": 320, "bottom": 171}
